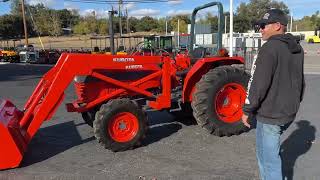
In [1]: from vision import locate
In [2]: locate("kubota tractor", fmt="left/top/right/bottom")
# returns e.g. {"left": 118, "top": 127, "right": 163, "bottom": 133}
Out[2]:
{"left": 0, "top": 2, "right": 250, "bottom": 170}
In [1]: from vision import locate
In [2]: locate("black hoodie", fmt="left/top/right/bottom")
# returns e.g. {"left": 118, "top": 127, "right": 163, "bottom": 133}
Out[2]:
{"left": 243, "top": 33, "right": 305, "bottom": 125}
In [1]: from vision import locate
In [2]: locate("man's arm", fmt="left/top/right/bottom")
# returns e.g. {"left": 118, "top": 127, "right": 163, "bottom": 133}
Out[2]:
{"left": 301, "top": 54, "right": 305, "bottom": 102}
{"left": 243, "top": 44, "right": 277, "bottom": 115}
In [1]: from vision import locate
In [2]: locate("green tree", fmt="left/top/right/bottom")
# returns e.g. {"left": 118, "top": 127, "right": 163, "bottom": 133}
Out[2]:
{"left": 112, "top": 16, "right": 123, "bottom": 33}
{"left": 310, "top": 11, "right": 320, "bottom": 28}
{"left": 0, "top": 14, "right": 32, "bottom": 39}
{"left": 234, "top": 0, "right": 289, "bottom": 32}
{"left": 293, "top": 17, "right": 314, "bottom": 31}
{"left": 28, "top": 4, "right": 51, "bottom": 35}
{"left": 135, "top": 16, "right": 158, "bottom": 31}
{"left": 98, "top": 19, "right": 108, "bottom": 35}
{"left": 128, "top": 17, "right": 139, "bottom": 32}
{"left": 73, "top": 16, "right": 108, "bottom": 35}
{"left": 49, "top": 12, "right": 62, "bottom": 36}
{"left": 88, "top": 15, "right": 99, "bottom": 34}
{"left": 198, "top": 12, "right": 219, "bottom": 32}
{"left": 155, "top": 17, "right": 172, "bottom": 33}
{"left": 57, "top": 9, "right": 80, "bottom": 28}
{"left": 73, "top": 20, "right": 91, "bottom": 35}
{"left": 170, "top": 17, "right": 188, "bottom": 33}
{"left": 233, "top": 3, "right": 252, "bottom": 33}
{"left": 10, "top": 0, "right": 21, "bottom": 15}
{"left": 169, "top": 15, "right": 191, "bottom": 33}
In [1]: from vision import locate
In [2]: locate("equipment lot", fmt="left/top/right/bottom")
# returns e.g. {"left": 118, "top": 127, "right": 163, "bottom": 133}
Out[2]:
{"left": 0, "top": 43, "right": 319, "bottom": 180}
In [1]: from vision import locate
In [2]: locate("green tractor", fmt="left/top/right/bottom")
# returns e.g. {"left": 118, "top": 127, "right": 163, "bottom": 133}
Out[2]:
{"left": 143, "top": 35, "right": 174, "bottom": 55}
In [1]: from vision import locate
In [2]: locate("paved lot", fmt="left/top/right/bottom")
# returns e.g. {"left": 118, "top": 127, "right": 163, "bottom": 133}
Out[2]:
{"left": 0, "top": 44, "right": 320, "bottom": 180}
{"left": 301, "top": 42, "right": 320, "bottom": 74}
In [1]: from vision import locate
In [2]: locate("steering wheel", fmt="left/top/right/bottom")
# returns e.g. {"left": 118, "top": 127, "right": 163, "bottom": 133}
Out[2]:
{"left": 129, "top": 41, "right": 156, "bottom": 56}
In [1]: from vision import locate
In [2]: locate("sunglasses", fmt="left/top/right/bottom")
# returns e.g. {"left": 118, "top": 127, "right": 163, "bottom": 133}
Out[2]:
{"left": 258, "top": 22, "right": 280, "bottom": 30}
{"left": 259, "top": 23, "right": 267, "bottom": 30}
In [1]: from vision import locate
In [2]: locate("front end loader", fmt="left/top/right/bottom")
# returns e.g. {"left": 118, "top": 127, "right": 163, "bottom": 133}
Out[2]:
{"left": 0, "top": 1, "right": 249, "bottom": 170}
{"left": 0, "top": 53, "right": 174, "bottom": 169}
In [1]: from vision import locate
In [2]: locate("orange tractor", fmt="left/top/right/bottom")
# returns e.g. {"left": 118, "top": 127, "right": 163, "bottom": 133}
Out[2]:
{"left": 0, "top": 2, "right": 249, "bottom": 170}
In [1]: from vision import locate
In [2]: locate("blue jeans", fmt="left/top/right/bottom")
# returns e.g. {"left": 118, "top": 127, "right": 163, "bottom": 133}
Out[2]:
{"left": 256, "top": 120, "right": 291, "bottom": 180}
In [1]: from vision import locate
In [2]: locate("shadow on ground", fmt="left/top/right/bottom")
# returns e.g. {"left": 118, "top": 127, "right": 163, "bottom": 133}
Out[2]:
{"left": 21, "top": 121, "right": 95, "bottom": 167}
{"left": 142, "top": 111, "right": 197, "bottom": 145}
{"left": 281, "top": 120, "right": 316, "bottom": 180}
{"left": 142, "top": 122, "right": 183, "bottom": 146}
{"left": 0, "top": 64, "right": 52, "bottom": 81}
{"left": 21, "top": 111, "right": 194, "bottom": 167}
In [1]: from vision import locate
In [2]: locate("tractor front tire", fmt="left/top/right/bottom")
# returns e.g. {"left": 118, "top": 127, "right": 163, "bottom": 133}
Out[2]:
{"left": 93, "top": 99, "right": 148, "bottom": 152}
{"left": 191, "top": 66, "right": 250, "bottom": 136}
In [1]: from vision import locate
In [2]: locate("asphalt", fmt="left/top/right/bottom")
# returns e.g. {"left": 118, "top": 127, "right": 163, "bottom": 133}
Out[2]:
{"left": 0, "top": 43, "right": 319, "bottom": 180}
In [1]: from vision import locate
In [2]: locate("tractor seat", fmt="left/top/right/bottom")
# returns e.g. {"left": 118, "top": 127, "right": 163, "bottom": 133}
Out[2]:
{"left": 191, "top": 47, "right": 206, "bottom": 64}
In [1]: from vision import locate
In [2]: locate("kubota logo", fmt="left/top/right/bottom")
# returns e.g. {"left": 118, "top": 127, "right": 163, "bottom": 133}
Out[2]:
{"left": 125, "top": 65, "right": 143, "bottom": 69}
{"left": 113, "top": 58, "right": 135, "bottom": 62}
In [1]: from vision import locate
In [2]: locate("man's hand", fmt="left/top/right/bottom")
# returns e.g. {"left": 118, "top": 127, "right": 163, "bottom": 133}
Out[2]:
{"left": 242, "top": 114, "right": 250, "bottom": 128}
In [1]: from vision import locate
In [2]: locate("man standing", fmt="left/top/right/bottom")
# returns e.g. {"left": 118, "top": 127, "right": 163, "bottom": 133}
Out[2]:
{"left": 242, "top": 9, "right": 305, "bottom": 180}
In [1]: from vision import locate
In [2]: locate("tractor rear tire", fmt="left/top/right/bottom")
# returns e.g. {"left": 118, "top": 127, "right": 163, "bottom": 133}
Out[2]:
{"left": 191, "top": 66, "right": 250, "bottom": 136}
{"left": 93, "top": 99, "right": 148, "bottom": 152}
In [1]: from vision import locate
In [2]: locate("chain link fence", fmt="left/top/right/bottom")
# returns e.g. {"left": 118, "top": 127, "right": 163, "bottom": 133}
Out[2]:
{"left": 234, "top": 47, "right": 259, "bottom": 71}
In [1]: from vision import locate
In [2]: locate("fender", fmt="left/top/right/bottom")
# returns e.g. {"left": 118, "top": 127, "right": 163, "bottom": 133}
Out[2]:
{"left": 182, "top": 56, "right": 245, "bottom": 102}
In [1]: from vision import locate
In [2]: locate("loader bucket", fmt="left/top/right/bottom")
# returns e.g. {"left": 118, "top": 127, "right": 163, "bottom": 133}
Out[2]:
{"left": 0, "top": 99, "right": 26, "bottom": 170}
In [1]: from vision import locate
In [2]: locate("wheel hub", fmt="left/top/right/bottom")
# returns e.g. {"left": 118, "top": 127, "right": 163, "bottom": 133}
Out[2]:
{"left": 108, "top": 112, "right": 139, "bottom": 142}
{"left": 118, "top": 121, "right": 127, "bottom": 130}
{"left": 223, "top": 97, "right": 230, "bottom": 106}
{"left": 215, "top": 83, "right": 246, "bottom": 123}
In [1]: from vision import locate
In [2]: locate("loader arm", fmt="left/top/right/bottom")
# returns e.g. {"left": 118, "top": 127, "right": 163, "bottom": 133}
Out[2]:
{"left": 0, "top": 53, "right": 172, "bottom": 170}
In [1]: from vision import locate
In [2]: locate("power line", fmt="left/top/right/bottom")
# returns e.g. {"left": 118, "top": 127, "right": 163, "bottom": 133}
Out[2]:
{"left": 64, "top": 0, "right": 180, "bottom": 4}
{"left": 65, "top": 0, "right": 179, "bottom": 2}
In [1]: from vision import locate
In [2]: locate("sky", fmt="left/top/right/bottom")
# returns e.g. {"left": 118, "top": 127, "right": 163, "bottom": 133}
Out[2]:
{"left": 0, "top": 0, "right": 319, "bottom": 19}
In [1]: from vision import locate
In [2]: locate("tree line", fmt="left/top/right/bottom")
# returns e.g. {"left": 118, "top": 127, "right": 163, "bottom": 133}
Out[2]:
{"left": 0, "top": 0, "right": 320, "bottom": 40}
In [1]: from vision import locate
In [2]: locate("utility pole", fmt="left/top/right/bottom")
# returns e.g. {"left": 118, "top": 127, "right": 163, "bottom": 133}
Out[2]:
{"left": 119, "top": 0, "right": 123, "bottom": 46}
{"left": 126, "top": 7, "right": 131, "bottom": 49}
{"left": 177, "top": 19, "right": 180, "bottom": 48}
{"left": 224, "top": 15, "right": 227, "bottom": 34}
{"left": 21, "top": 0, "right": 28, "bottom": 46}
{"left": 290, "top": 13, "right": 293, "bottom": 32}
{"left": 229, "top": 0, "right": 234, "bottom": 57}
{"left": 165, "top": 16, "right": 168, "bottom": 36}
{"left": 109, "top": 8, "right": 117, "bottom": 55}
{"left": 1, "top": 0, "right": 9, "bottom": 48}
{"left": 126, "top": 8, "right": 129, "bottom": 34}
